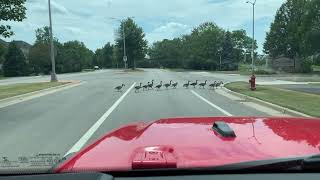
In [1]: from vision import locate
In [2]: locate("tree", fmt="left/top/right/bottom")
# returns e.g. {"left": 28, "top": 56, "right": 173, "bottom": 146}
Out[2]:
{"left": 56, "top": 41, "right": 94, "bottom": 73}
{"left": 115, "top": 18, "right": 148, "bottom": 69}
{"left": 28, "top": 42, "right": 52, "bottom": 74}
{"left": 2, "top": 42, "right": 27, "bottom": 76}
{"left": 231, "top": 30, "right": 257, "bottom": 63}
{"left": 221, "top": 31, "right": 237, "bottom": 70}
{"left": 28, "top": 27, "right": 60, "bottom": 74}
{"left": 301, "top": 0, "right": 320, "bottom": 57}
{"left": 264, "top": 0, "right": 308, "bottom": 58}
{"left": 0, "top": 0, "right": 27, "bottom": 38}
{"left": 0, "top": 42, "right": 7, "bottom": 64}
{"left": 94, "top": 43, "right": 114, "bottom": 68}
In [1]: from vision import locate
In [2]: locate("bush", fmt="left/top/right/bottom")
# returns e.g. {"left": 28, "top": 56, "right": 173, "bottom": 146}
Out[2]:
{"left": 299, "top": 59, "right": 313, "bottom": 73}
{"left": 254, "top": 69, "right": 275, "bottom": 75}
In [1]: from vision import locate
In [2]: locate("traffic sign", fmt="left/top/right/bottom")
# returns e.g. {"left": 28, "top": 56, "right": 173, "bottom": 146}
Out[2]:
{"left": 123, "top": 56, "right": 127, "bottom": 62}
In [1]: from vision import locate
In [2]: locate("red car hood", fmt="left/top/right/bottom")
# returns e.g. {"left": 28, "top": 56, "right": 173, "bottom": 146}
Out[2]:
{"left": 56, "top": 117, "right": 320, "bottom": 172}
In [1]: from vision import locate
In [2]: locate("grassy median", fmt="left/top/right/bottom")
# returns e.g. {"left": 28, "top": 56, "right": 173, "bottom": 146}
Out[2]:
{"left": 225, "top": 82, "right": 320, "bottom": 117}
{"left": 0, "top": 82, "right": 69, "bottom": 100}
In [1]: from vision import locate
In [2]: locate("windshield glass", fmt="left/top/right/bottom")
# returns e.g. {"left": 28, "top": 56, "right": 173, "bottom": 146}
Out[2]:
{"left": 0, "top": 0, "right": 320, "bottom": 174}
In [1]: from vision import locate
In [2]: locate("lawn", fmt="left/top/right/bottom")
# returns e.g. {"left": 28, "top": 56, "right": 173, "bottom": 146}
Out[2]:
{"left": 0, "top": 75, "right": 7, "bottom": 80}
{"left": 313, "top": 65, "right": 320, "bottom": 72}
{"left": 0, "top": 82, "right": 68, "bottom": 100}
{"left": 225, "top": 82, "right": 320, "bottom": 117}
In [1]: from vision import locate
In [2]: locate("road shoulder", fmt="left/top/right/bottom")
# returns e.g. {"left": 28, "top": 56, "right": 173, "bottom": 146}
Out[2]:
{"left": 0, "top": 81, "right": 84, "bottom": 109}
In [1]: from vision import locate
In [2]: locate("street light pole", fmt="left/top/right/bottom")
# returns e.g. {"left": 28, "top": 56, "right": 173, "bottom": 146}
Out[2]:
{"left": 110, "top": 17, "right": 135, "bottom": 69}
{"left": 247, "top": 0, "right": 256, "bottom": 73}
{"left": 48, "top": 0, "right": 57, "bottom": 82}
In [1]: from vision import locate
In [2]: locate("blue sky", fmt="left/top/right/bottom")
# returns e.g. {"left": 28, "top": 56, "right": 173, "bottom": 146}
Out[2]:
{"left": 5, "top": 0, "right": 284, "bottom": 53}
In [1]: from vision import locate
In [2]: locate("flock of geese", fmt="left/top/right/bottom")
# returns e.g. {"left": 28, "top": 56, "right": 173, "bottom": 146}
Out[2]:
{"left": 115, "top": 80, "right": 224, "bottom": 93}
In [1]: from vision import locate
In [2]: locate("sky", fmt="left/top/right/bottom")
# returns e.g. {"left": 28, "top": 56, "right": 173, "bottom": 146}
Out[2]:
{"left": 4, "top": 0, "right": 285, "bottom": 53}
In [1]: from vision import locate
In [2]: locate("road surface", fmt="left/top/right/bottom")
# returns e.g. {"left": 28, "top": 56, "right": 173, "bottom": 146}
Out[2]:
{"left": 0, "top": 69, "right": 282, "bottom": 164}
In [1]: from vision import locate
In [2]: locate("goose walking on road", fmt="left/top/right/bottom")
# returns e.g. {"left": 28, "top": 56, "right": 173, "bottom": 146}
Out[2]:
{"left": 199, "top": 80, "right": 207, "bottom": 89}
{"left": 183, "top": 81, "right": 190, "bottom": 88}
{"left": 216, "top": 81, "right": 224, "bottom": 88}
{"left": 155, "top": 81, "right": 162, "bottom": 90}
{"left": 190, "top": 80, "right": 198, "bottom": 88}
{"left": 135, "top": 83, "right": 142, "bottom": 93}
{"left": 114, "top": 84, "right": 125, "bottom": 92}
{"left": 209, "top": 81, "right": 217, "bottom": 89}
{"left": 148, "top": 80, "right": 154, "bottom": 90}
{"left": 142, "top": 82, "right": 150, "bottom": 91}
{"left": 164, "top": 80, "right": 172, "bottom": 89}
{"left": 172, "top": 82, "right": 178, "bottom": 89}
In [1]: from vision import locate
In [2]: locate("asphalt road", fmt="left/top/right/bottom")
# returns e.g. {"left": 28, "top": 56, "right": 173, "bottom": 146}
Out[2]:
{"left": 275, "top": 84, "right": 320, "bottom": 95}
{"left": 0, "top": 69, "right": 271, "bottom": 162}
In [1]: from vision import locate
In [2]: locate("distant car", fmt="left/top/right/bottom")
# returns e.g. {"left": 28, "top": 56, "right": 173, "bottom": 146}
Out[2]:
{"left": 94, "top": 66, "right": 100, "bottom": 70}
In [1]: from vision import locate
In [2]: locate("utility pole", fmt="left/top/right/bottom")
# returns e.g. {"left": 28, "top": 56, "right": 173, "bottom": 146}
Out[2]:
{"left": 246, "top": 0, "right": 256, "bottom": 73}
{"left": 48, "top": 0, "right": 57, "bottom": 82}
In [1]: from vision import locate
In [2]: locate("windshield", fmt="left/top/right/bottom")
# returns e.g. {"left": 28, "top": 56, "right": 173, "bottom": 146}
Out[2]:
{"left": 0, "top": 0, "right": 320, "bottom": 175}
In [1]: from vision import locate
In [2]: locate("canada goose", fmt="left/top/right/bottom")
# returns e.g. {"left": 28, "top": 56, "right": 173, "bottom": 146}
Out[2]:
{"left": 183, "top": 81, "right": 190, "bottom": 88}
{"left": 148, "top": 80, "right": 154, "bottom": 89}
{"left": 172, "top": 82, "right": 178, "bottom": 89}
{"left": 114, "top": 84, "right": 125, "bottom": 92}
{"left": 142, "top": 82, "right": 150, "bottom": 91}
{"left": 155, "top": 81, "right": 162, "bottom": 90}
{"left": 164, "top": 80, "right": 172, "bottom": 89}
{"left": 199, "top": 80, "right": 207, "bottom": 88}
{"left": 216, "top": 81, "right": 223, "bottom": 88}
{"left": 209, "top": 81, "right": 217, "bottom": 89}
{"left": 135, "top": 83, "right": 142, "bottom": 92}
{"left": 190, "top": 80, "right": 198, "bottom": 88}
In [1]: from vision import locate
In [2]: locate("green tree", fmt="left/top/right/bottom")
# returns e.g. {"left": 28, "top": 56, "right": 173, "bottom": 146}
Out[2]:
{"left": 94, "top": 43, "right": 114, "bottom": 68}
{"left": 28, "top": 27, "right": 60, "bottom": 74}
{"left": 3, "top": 42, "right": 27, "bottom": 76}
{"left": 115, "top": 18, "right": 148, "bottom": 69}
{"left": 264, "top": 0, "right": 308, "bottom": 58}
{"left": 0, "top": 42, "right": 7, "bottom": 64}
{"left": 221, "top": 31, "right": 237, "bottom": 70}
{"left": 56, "top": 41, "right": 94, "bottom": 73}
{"left": 0, "top": 0, "right": 27, "bottom": 38}
{"left": 231, "top": 30, "right": 257, "bottom": 63}
{"left": 149, "top": 38, "right": 184, "bottom": 68}
{"left": 301, "top": 0, "right": 320, "bottom": 57}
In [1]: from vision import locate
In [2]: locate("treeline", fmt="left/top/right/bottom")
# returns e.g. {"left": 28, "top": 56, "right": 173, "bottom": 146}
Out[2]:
{"left": 0, "top": 17, "right": 148, "bottom": 77}
{"left": 148, "top": 22, "right": 257, "bottom": 71}
{"left": 0, "top": 27, "right": 96, "bottom": 77}
{"left": 264, "top": 0, "right": 320, "bottom": 72}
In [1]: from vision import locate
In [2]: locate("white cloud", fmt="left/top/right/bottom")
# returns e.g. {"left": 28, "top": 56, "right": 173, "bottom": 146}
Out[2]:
{"left": 147, "top": 22, "right": 190, "bottom": 43}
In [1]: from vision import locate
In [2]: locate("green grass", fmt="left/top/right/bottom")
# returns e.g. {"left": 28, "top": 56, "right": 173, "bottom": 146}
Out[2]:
{"left": 0, "top": 75, "right": 7, "bottom": 80}
{"left": 0, "top": 82, "right": 69, "bottom": 100}
{"left": 225, "top": 81, "right": 320, "bottom": 117}
{"left": 313, "top": 65, "right": 320, "bottom": 72}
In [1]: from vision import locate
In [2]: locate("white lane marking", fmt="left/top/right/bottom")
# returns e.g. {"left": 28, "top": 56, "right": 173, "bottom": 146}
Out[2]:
{"left": 191, "top": 90, "right": 233, "bottom": 116}
{"left": 64, "top": 82, "right": 136, "bottom": 156}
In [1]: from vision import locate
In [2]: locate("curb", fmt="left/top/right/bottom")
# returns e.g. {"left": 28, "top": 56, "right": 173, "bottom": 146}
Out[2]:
{"left": 222, "top": 86, "right": 313, "bottom": 118}
{"left": 0, "top": 81, "right": 83, "bottom": 108}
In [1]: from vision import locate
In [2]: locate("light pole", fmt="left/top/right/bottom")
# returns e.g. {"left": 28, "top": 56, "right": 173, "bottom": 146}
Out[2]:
{"left": 246, "top": 0, "right": 256, "bottom": 73}
{"left": 48, "top": 0, "right": 57, "bottom": 82}
{"left": 110, "top": 17, "right": 134, "bottom": 69}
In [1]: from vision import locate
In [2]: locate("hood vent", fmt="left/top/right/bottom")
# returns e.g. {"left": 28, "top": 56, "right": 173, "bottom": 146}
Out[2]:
{"left": 212, "top": 121, "right": 236, "bottom": 138}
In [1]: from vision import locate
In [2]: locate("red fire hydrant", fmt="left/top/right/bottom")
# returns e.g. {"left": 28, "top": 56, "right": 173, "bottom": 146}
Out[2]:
{"left": 249, "top": 74, "right": 256, "bottom": 91}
